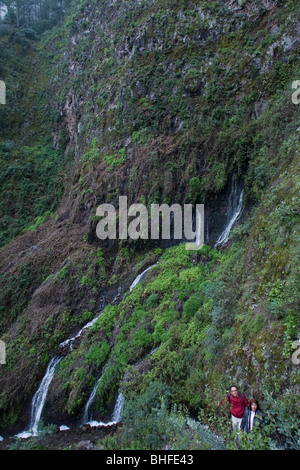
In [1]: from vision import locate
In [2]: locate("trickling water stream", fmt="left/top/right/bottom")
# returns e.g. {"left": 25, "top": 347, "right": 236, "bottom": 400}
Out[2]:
{"left": 59, "top": 309, "right": 104, "bottom": 351}
{"left": 15, "top": 193, "right": 244, "bottom": 441}
{"left": 111, "top": 393, "right": 125, "bottom": 423}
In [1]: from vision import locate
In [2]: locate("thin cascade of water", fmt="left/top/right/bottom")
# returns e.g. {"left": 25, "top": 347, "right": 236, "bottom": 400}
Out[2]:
{"left": 17, "top": 298, "right": 108, "bottom": 438}
{"left": 195, "top": 206, "right": 203, "bottom": 247}
{"left": 59, "top": 309, "right": 105, "bottom": 350}
{"left": 17, "top": 300, "right": 107, "bottom": 438}
{"left": 81, "top": 265, "right": 164, "bottom": 427}
{"left": 214, "top": 186, "right": 243, "bottom": 248}
{"left": 96, "top": 348, "right": 159, "bottom": 425}
{"left": 17, "top": 356, "right": 62, "bottom": 438}
{"left": 81, "top": 368, "right": 106, "bottom": 425}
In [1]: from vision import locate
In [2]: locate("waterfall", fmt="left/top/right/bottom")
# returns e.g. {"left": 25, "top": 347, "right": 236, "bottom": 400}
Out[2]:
{"left": 81, "top": 374, "right": 104, "bottom": 425}
{"left": 214, "top": 184, "right": 244, "bottom": 248}
{"left": 17, "top": 356, "right": 61, "bottom": 438}
{"left": 129, "top": 263, "right": 158, "bottom": 292}
{"left": 119, "top": 263, "right": 158, "bottom": 302}
{"left": 17, "top": 299, "right": 107, "bottom": 438}
{"left": 59, "top": 296, "right": 106, "bottom": 351}
{"left": 16, "top": 262, "right": 160, "bottom": 438}
{"left": 111, "top": 286, "right": 122, "bottom": 304}
{"left": 81, "top": 358, "right": 125, "bottom": 427}
{"left": 111, "top": 393, "right": 125, "bottom": 423}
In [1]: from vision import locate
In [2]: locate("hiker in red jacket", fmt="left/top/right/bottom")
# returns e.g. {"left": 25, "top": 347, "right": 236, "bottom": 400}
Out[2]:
{"left": 217, "top": 385, "right": 249, "bottom": 432}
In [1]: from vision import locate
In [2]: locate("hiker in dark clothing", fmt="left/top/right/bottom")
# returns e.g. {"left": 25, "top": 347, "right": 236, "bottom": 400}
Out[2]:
{"left": 218, "top": 385, "right": 249, "bottom": 431}
{"left": 241, "top": 399, "right": 265, "bottom": 434}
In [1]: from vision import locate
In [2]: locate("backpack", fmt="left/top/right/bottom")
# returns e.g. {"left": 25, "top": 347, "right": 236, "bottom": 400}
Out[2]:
{"left": 227, "top": 392, "right": 245, "bottom": 404}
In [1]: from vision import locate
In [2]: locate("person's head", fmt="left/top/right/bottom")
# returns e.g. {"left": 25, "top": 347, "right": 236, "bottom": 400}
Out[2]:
{"left": 249, "top": 399, "right": 259, "bottom": 412}
{"left": 230, "top": 385, "right": 239, "bottom": 398}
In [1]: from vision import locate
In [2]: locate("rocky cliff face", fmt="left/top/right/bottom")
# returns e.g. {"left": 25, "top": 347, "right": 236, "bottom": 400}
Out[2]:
{"left": 0, "top": 0, "right": 299, "bottom": 448}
